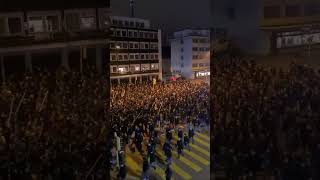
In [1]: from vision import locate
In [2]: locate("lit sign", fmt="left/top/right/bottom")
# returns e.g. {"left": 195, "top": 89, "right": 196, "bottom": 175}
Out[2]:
{"left": 196, "top": 71, "right": 210, "bottom": 77}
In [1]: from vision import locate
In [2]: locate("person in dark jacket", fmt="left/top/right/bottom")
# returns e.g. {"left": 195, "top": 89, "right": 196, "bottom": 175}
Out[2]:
{"left": 142, "top": 157, "right": 149, "bottom": 180}
{"left": 176, "top": 138, "right": 184, "bottom": 158}
{"left": 165, "top": 165, "right": 172, "bottom": 180}
{"left": 183, "top": 133, "right": 190, "bottom": 151}
{"left": 118, "top": 163, "right": 126, "bottom": 180}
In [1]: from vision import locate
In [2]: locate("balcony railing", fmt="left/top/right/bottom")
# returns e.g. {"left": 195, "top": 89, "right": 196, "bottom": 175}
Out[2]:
{"left": 0, "top": 30, "right": 110, "bottom": 48}
{"left": 111, "top": 69, "right": 159, "bottom": 76}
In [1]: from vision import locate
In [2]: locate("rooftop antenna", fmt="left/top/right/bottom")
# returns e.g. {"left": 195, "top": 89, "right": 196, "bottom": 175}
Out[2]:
{"left": 130, "top": 0, "right": 135, "bottom": 17}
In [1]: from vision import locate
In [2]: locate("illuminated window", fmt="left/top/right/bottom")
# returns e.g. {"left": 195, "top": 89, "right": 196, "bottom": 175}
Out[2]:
{"left": 28, "top": 16, "right": 44, "bottom": 33}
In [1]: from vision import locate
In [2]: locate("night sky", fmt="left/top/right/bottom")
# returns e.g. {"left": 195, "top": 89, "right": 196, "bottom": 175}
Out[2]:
{"left": 111, "top": 0, "right": 210, "bottom": 38}
{"left": 1, "top": 0, "right": 109, "bottom": 10}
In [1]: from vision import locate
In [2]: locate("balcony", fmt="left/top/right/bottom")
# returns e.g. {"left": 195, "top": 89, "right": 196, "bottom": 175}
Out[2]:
{"left": 0, "top": 30, "right": 110, "bottom": 48}
{"left": 111, "top": 69, "right": 159, "bottom": 76}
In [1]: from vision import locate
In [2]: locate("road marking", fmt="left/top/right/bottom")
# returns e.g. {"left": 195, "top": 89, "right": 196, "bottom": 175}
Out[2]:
{"left": 125, "top": 155, "right": 141, "bottom": 173}
{"left": 189, "top": 143, "right": 210, "bottom": 157}
{"left": 172, "top": 151, "right": 202, "bottom": 172}
{"left": 184, "top": 150, "right": 210, "bottom": 166}
{"left": 194, "top": 137, "right": 210, "bottom": 149}
{"left": 171, "top": 162, "right": 192, "bottom": 180}
{"left": 196, "top": 132, "right": 210, "bottom": 142}
{"left": 155, "top": 147, "right": 191, "bottom": 180}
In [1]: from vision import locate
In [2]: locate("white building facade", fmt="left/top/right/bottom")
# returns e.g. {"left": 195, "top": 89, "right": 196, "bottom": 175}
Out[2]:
{"left": 110, "top": 16, "right": 162, "bottom": 84}
{"left": 171, "top": 29, "right": 210, "bottom": 79}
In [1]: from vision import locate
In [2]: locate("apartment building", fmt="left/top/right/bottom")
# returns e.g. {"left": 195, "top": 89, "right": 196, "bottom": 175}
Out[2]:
{"left": 211, "top": 0, "right": 320, "bottom": 55}
{"left": 0, "top": 4, "right": 110, "bottom": 83}
{"left": 171, "top": 29, "right": 210, "bottom": 79}
{"left": 109, "top": 16, "right": 162, "bottom": 84}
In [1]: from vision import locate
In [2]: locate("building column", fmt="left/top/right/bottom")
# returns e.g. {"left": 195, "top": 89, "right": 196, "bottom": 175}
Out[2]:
{"left": 96, "top": 46, "right": 102, "bottom": 74}
{"left": 129, "top": 77, "right": 132, "bottom": 84}
{"left": 118, "top": 78, "right": 120, "bottom": 84}
{"left": 61, "top": 48, "right": 69, "bottom": 70}
{"left": 1, "top": 55, "right": 5, "bottom": 85}
{"left": 25, "top": 51, "right": 33, "bottom": 73}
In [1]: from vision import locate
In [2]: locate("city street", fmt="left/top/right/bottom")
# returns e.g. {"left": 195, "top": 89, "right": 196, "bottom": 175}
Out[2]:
{"left": 123, "top": 129, "right": 210, "bottom": 180}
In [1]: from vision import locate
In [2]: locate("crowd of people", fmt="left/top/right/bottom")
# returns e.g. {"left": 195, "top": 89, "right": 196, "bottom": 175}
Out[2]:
{"left": 212, "top": 57, "right": 320, "bottom": 179}
{"left": 0, "top": 66, "right": 110, "bottom": 180}
{"left": 110, "top": 80, "right": 209, "bottom": 179}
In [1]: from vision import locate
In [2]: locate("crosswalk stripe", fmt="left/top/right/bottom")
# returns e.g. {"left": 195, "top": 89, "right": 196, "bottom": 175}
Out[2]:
{"left": 196, "top": 132, "right": 210, "bottom": 142}
{"left": 153, "top": 166, "right": 166, "bottom": 180}
{"left": 172, "top": 151, "right": 202, "bottom": 172}
{"left": 194, "top": 137, "right": 210, "bottom": 149}
{"left": 184, "top": 150, "right": 210, "bottom": 166}
{"left": 189, "top": 143, "right": 210, "bottom": 157}
{"left": 126, "top": 155, "right": 141, "bottom": 173}
{"left": 155, "top": 147, "right": 192, "bottom": 180}
{"left": 171, "top": 162, "right": 192, "bottom": 180}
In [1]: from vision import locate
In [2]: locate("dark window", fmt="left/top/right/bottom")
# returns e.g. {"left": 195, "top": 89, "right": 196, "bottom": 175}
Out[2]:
{"left": 134, "top": 32, "right": 138, "bottom": 37}
{"left": 304, "top": 4, "right": 320, "bottom": 16}
{"left": 146, "top": 54, "right": 149, "bottom": 59}
{"left": 135, "top": 55, "right": 139, "bottom": 59}
{"left": 145, "top": 43, "right": 149, "bottom": 49}
{"left": 110, "top": 42, "right": 115, "bottom": 48}
{"left": 111, "top": 55, "right": 116, "bottom": 60}
{"left": 141, "top": 23, "right": 145, "bottom": 28}
{"left": 8, "top": 17, "right": 21, "bottom": 33}
{"left": 130, "top": 55, "right": 134, "bottom": 59}
{"left": 116, "top": 30, "right": 121, "bottom": 36}
{"left": 227, "top": 7, "right": 236, "bottom": 20}
{"left": 112, "top": 20, "right": 117, "bottom": 25}
{"left": 134, "top": 43, "right": 139, "bottom": 49}
{"left": 155, "top": 54, "right": 158, "bottom": 59}
{"left": 141, "top": 54, "right": 145, "bottom": 59}
{"left": 129, "top": 31, "right": 133, "bottom": 37}
{"left": 181, "top": 48, "right": 184, "bottom": 52}
{"left": 123, "top": 43, "right": 128, "bottom": 49}
{"left": 192, "top": 47, "right": 198, "bottom": 51}
{"left": 285, "top": 5, "right": 301, "bottom": 17}
{"left": 140, "top": 32, "right": 144, "bottom": 38}
{"left": 192, "top": 39, "right": 198, "bottom": 43}
{"left": 118, "top": 20, "right": 123, "bottom": 26}
{"left": 125, "top": 21, "right": 129, "bottom": 26}
{"left": 124, "top": 55, "right": 128, "bottom": 60}
{"left": 46, "top": 16, "right": 59, "bottom": 31}
{"left": 181, "top": 56, "right": 184, "bottom": 60}
{"left": 118, "top": 55, "right": 123, "bottom": 60}
{"left": 180, "top": 40, "right": 184, "bottom": 44}
{"left": 130, "top": 21, "right": 134, "bottom": 27}
{"left": 121, "top": 30, "right": 127, "bottom": 37}
{"left": 264, "top": 6, "right": 281, "bottom": 18}
{"left": 113, "top": 67, "right": 117, "bottom": 72}
{"left": 129, "top": 43, "right": 134, "bottom": 49}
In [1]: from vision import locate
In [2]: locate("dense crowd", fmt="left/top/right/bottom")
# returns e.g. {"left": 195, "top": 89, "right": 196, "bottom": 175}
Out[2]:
{"left": 0, "top": 66, "right": 109, "bottom": 180}
{"left": 110, "top": 80, "right": 209, "bottom": 179}
{"left": 212, "top": 57, "right": 320, "bottom": 180}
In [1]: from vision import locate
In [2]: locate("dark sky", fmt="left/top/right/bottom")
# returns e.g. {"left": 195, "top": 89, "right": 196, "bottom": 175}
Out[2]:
{"left": 111, "top": 0, "right": 210, "bottom": 36}
{"left": 1, "top": 0, "right": 109, "bottom": 10}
